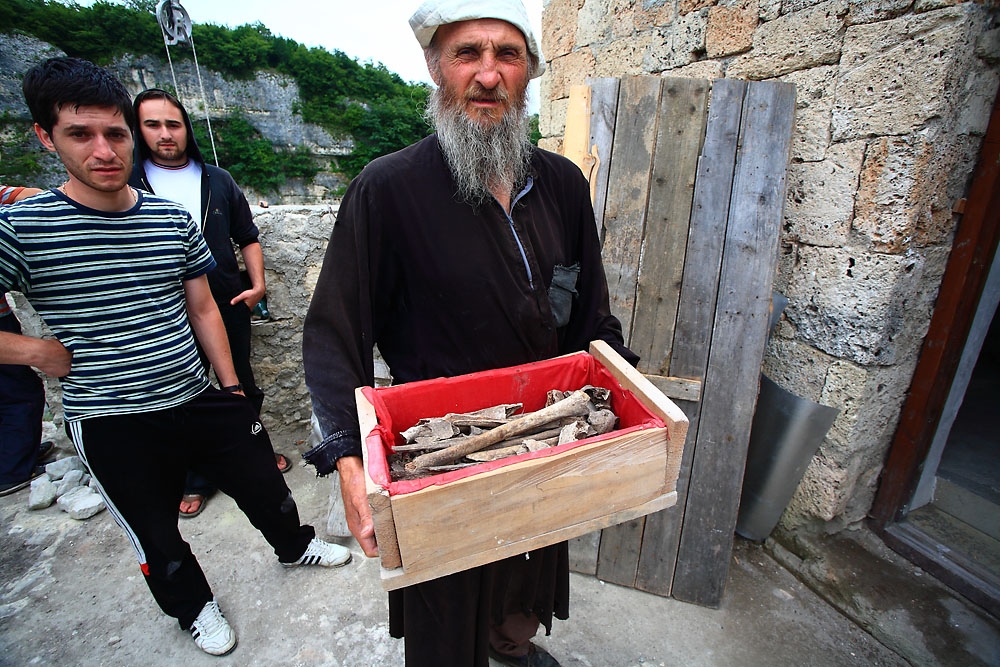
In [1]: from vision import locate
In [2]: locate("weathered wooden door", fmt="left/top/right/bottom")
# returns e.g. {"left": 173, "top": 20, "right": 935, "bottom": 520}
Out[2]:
{"left": 564, "top": 76, "right": 796, "bottom": 607}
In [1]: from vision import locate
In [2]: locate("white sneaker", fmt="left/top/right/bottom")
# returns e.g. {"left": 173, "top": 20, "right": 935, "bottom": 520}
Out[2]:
{"left": 190, "top": 598, "right": 237, "bottom": 656}
{"left": 283, "top": 537, "right": 352, "bottom": 568}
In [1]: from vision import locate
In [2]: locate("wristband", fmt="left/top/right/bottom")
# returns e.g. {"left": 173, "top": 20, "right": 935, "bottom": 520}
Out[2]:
{"left": 220, "top": 383, "right": 243, "bottom": 393}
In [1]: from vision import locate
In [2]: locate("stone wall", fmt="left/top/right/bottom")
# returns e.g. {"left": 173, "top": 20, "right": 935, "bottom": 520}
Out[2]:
{"left": 244, "top": 205, "right": 338, "bottom": 430}
{"left": 539, "top": 0, "right": 1000, "bottom": 534}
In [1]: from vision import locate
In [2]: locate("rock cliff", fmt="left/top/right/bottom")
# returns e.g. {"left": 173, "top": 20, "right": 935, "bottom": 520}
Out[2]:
{"left": 0, "top": 33, "right": 349, "bottom": 202}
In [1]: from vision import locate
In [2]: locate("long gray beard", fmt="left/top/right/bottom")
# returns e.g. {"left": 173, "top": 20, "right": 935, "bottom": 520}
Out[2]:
{"left": 427, "top": 86, "right": 532, "bottom": 207}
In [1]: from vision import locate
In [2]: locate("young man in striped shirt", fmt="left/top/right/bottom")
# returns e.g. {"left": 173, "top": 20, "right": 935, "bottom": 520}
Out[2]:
{"left": 0, "top": 57, "right": 351, "bottom": 657}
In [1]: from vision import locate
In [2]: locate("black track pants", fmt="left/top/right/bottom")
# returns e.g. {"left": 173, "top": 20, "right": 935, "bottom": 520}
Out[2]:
{"left": 67, "top": 388, "right": 315, "bottom": 629}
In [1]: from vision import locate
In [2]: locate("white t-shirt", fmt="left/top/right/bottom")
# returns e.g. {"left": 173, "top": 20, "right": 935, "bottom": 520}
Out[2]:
{"left": 144, "top": 159, "right": 204, "bottom": 227}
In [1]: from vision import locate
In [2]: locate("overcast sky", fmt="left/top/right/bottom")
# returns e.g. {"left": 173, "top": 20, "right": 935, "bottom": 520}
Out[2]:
{"left": 95, "top": 0, "right": 544, "bottom": 112}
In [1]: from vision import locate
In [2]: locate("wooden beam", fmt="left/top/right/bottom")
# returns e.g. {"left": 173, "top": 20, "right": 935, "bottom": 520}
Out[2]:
{"left": 564, "top": 84, "right": 595, "bottom": 185}
{"left": 586, "top": 77, "right": 621, "bottom": 239}
{"left": 600, "top": 76, "right": 662, "bottom": 342}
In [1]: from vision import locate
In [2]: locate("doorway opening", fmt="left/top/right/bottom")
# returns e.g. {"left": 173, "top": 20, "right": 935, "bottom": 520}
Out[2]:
{"left": 871, "top": 90, "right": 1000, "bottom": 617}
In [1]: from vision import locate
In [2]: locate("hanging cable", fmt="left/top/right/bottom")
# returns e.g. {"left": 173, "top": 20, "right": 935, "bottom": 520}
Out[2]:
{"left": 155, "top": 0, "right": 219, "bottom": 166}
{"left": 157, "top": 19, "right": 181, "bottom": 100}
{"left": 189, "top": 37, "right": 219, "bottom": 167}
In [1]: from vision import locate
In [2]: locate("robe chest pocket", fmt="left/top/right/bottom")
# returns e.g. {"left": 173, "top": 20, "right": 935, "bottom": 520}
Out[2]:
{"left": 547, "top": 263, "right": 580, "bottom": 328}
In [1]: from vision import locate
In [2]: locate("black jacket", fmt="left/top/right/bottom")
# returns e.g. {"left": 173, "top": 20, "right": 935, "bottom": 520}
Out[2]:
{"left": 302, "top": 134, "right": 636, "bottom": 474}
{"left": 129, "top": 97, "right": 258, "bottom": 303}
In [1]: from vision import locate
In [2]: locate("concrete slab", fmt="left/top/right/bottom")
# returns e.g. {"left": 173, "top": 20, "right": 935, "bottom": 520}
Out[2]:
{"left": 0, "top": 431, "right": 994, "bottom": 666}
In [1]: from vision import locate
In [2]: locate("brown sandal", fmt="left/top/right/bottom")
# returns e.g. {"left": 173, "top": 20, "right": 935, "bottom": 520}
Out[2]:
{"left": 275, "top": 453, "right": 292, "bottom": 474}
{"left": 179, "top": 494, "right": 208, "bottom": 518}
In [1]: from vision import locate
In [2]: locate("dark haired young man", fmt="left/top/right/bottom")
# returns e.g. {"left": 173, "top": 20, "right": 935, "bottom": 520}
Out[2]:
{"left": 0, "top": 57, "right": 351, "bottom": 657}
{"left": 129, "top": 88, "right": 290, "bottom": 519}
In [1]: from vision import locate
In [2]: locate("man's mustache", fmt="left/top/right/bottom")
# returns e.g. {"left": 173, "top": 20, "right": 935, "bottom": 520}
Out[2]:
{"left": 464, "top": 85, "right": 509, "bottom": 103}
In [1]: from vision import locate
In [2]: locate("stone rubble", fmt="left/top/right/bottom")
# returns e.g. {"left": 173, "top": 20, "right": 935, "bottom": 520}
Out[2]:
{"left": 26, "top": 454, "right": 105, "bottom": 520}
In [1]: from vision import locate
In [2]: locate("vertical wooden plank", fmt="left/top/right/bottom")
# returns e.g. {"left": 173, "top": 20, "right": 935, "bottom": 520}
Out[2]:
{"left": 563, "top": 84, "right": 594, "bottom": 179}
{"left": 671, "top": 80, "right": 797, "bottom": 607}
{"left": 600, "top": 76, "right": 662, "bottom": 343}
{"left": 586, "top": 77, "right": 620, "bottom": 240}
{"left": 568, "top": 78, "right": 622, "bottom": 579}
{"left": 634, "top": 78, "right": 746, "bottom": 596}
{"left": 596, "top": 516, "right": 645, "bottom": 587}
{"left": 568, "top": 531, "right": 601, "bottom": 575}
{"left": 631, "top": 77, "right": 710, "bottom": 377}
{"left": 670, "top": 78, "right": 747, "bottom": 381}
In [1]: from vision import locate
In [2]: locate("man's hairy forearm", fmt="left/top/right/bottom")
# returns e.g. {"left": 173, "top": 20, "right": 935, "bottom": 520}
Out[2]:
{"left": 0, "top": 330, "right": 72, "bottom": 376}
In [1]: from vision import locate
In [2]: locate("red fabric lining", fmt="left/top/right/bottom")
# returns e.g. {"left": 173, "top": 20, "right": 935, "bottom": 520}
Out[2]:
{"left": 361, "top": 351, "right": 665, "bottom": 496}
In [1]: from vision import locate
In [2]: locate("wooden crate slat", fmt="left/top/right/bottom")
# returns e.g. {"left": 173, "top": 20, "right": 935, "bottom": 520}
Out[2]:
{"left": 600, "top": 76, "right": 662, "bottom": 342}
{"left": 388, "top": 428, "right": 672, "bottom": 588}
{"left": 671, "top": 80, "right": 797, "bottom": 607}
{"left": 631, "top": 77, "right": 710, "bottom": 377}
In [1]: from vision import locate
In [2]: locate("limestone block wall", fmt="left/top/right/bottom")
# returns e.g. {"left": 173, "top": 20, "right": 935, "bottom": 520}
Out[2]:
{"left": 539, "top": 0, "right": 1000, "bottom": 534}
{"left": 245, "top": 205, "right": 338, "bottom": 431}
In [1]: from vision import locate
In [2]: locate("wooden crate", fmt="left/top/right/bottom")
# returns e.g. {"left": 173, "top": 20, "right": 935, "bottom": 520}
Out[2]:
{"left": 355, "top": 340, "right": 688, "bottom": 590}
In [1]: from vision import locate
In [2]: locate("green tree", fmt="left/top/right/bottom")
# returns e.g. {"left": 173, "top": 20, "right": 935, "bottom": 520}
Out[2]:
{"left": 191, "top": 114, "right": 319, "bottom": 195}
{"left": 529, "top": 114, "right": 541, "bottom": 146}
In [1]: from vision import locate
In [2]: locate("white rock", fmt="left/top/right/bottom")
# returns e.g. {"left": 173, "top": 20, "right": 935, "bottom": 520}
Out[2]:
{"left": 56, "top": 469, "right": 85, "bottom": 497}
{"left": 57, "top": 486, "right": 106, "bottom": 520}
{"left": 45, "top": 456, "right": 87, "bottom": 480}
{"left": 28, "top": 476, "right": 57, "bottom": 510}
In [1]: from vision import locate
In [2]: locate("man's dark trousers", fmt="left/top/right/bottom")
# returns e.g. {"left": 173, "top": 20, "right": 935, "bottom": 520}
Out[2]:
{"left": 187, "top": 299, "right": 266, "bottom": 496}
{"left": 0, "top": 312, "right": 45, "bottom": 485}
{"left": 68, "top": 388, "right": 314, "bottom": 629}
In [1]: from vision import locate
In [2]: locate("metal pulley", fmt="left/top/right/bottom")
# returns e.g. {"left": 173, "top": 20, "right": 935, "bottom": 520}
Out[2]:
{"left": 156, "top": 0, "right": 192, "bottom": 45}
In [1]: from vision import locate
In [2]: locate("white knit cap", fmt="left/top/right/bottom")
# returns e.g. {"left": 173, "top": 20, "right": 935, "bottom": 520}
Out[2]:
{"left": 409, "top": 0, "right": 546, "bottom": 79}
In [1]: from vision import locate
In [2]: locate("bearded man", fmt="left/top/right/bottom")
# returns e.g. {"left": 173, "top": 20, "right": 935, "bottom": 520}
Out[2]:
{"left": 302, "top": 1, "right": 637, "bottom": 665}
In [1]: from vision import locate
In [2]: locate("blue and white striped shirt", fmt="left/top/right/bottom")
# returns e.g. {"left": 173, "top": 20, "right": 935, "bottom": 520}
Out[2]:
{"left": 0, "top": 189, "right": 217, "bottom": 421}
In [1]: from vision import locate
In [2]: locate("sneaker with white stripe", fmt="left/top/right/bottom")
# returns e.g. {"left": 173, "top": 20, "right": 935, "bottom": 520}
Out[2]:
{"left": 283, "top": 537, "right": 352, "bottom": 568}
{"left": 190, "top": 598, "right": 237, "bottom": 656}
